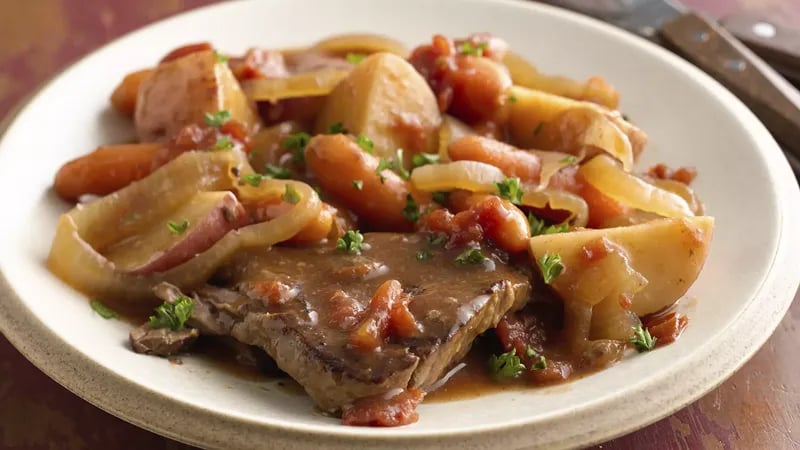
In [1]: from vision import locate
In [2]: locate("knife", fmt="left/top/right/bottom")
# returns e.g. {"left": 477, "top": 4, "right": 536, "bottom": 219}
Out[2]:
{"left": 539, "top": 0, "right": 800, "bottom": 175}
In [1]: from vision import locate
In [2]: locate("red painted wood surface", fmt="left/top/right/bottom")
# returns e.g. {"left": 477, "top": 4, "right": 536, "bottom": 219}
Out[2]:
{"left": 0, "top": 1, "right": 798, "bottom": 448}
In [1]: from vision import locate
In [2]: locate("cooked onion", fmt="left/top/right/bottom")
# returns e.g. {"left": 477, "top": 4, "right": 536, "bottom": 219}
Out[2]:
{"left": 579, "top": 154, "right": 694, "bottom": 218}
{"left": 411, "top": 160, "right": 506, "bottom": 193}
{"left": 311, "top": 33, "right": 409, "bottom": 58}
{"left": 242, "top": 68, "right": 348, "bottom": 102}
{"left": 438, "top": 115, "right": 474, "bottom": 163}
{"left": 649, "top": 177, "right": 704, "bottom": 215}
{"left": 554, "top": 106, "right": 633, "bottom": 171}
{"left": 47, "top": 151, "right": 320, "bottom": 304}
{"left": 521, "top": 189, "right": 589, "bottom": 228}
{"left": 530, "top": 149, "right": 578, "bottom": 188}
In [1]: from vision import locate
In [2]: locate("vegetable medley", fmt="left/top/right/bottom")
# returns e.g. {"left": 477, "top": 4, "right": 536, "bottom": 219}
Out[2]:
{"left": 49, "top": 32, "right": 713, "bottom": 427}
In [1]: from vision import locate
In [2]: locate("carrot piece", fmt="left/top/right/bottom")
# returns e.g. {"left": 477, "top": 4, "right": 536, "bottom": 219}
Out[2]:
{"left": 54, "top": 143, "right": 161, "bottom": 202}
{"left": 109, "top": 69, "right": 155, "bottom": 116}
{"left": 577, "top": 173, "right": 630, "bottom": 228}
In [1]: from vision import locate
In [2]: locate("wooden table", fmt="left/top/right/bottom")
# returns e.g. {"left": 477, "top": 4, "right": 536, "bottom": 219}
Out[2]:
{"left": 1, "top": 1, "right": 798, "bottom": 448}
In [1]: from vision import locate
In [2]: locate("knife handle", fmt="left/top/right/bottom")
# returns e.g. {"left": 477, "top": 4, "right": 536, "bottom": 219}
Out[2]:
{"left": 720, "top": 13, "right": 800, "bottom": 86}
{"left": 659, "top": 13, "right": 800, "bottom": 160}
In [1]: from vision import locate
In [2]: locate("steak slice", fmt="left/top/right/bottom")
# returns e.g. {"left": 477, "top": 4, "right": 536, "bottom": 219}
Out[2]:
{"left": 166, "top": 233, "right": 531, "bottom": 411}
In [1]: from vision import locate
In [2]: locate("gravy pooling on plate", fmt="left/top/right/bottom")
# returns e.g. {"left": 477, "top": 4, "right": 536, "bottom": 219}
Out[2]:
{"left": 47, "top": 32, "right": 714, "bottom": 427}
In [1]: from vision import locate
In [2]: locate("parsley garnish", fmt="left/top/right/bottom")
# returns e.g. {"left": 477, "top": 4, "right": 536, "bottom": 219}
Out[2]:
{"left": 90, "top": 300, "right": 118, "bottom": 319}
{"left": 622, "top": 113, "right": 631, "bottom": 122}
{"left": 241, "top": 173, "right": 264, "bottom": 187}
{"left": 630, "top": 325, "right": 657, "bottom": 352}
{"left": 411, "top": 152, "right": 440, "bottom": 168}
{"left": 283, "top": 184, "right": 301, "bottom": 204}
{"left": 428, "top": 233, "right": 446, "bottom": 247}
{"left": 167, "top": 219, "right": 189, "bottom": 235}
{"left": 431, "top": 191, "right": 449, "bottom": 205}
{"left": 327, "top": 122, "right": 348, "bottom": 134}
{"left": 496, "top": 177, "right": 523, "bottom": 204}
{"left": 375, "top": 158, "right": 392, "bottom": 183}
{"left": 336, "top": 230, "right": 364, "bottom": 254}
{"left": 214, "top": 51, "right": 228, "bottom": 63}
{"left": 282, "top": 132, "right": 311, "bottom": 165}
{"left": 533, "top": 122, "right": 544, "bottom": 137}
{"left": 354, "top": 135, "right": 374, "bottom": 154}
{"left": 415, "top": 249, "right": 431, "bottom": 261}
{"left": 212, "top": 136, "right": 234, "bottom": 151}
{"left": 265, "top": 164, "right": 291, "bottom": 179}
{"left": 488, "top": 349, "right": 525, "bottom": 379}
{"left": 525, "top": 346, "right": 547, "bottom": 370}
{"left": 559, "top": 155, "right": 578, "bottom": 164}
{"left": 352, "top": 179, "right": 363, "bottom": 190}
{"left": 459, "top": 41, "right": 488, "bottom": 57}
{"left": 402, "top": 194, "right": 419, "bottom": 222}
{"left": 148, "top": 296, "right": 194, "bottom": 331}
{"left": 528, "top": 213, "right": 569, "bottom": 236}
{"left": 346, "top": 52, "right": 366, "bottom": 64}
{"left": 394, "top": 149, "right": 410, "bottom": 180}
{"left": 538, "top": 253, "right": 564, "bottom": 284}
{"left": 508, "top": 94, "right": 517, "bottom": 104}
{"left": 204, "top": 110, "right": 231, "bottom": 128}
{"left": 455, "top": 247, "right": 487, "bottom": 265}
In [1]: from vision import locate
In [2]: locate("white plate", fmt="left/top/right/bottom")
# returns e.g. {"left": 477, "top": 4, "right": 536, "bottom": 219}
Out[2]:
{"left": 0, "top": 0, "right": 798, "bottom": 449}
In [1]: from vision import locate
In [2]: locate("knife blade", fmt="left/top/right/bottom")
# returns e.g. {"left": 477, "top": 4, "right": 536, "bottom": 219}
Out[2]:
{"left": 541, "top": 0, "right": 800, "bottom": 175}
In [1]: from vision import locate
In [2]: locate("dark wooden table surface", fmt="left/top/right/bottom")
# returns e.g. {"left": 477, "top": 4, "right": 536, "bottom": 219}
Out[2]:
{"left": 1, "top": 1, "right": 798, "bottom": 448}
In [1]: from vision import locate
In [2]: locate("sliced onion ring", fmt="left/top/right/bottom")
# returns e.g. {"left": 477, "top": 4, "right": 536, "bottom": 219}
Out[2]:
{"left": 242, "top": 68, "right": 348, "bottom": 102}
{"left": 311, "top": 33, "right": 409, "bottom": 58}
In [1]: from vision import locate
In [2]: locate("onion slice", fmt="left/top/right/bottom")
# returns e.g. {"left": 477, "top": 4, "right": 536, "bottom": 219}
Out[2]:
{"left": 311, "top": 33, "right": 409, "bottom": 58}
{"left": 242, "top": 68, "right": 348, "bottom": 102}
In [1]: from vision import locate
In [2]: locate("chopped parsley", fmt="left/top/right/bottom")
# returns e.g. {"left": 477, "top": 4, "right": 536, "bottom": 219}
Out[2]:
{"left": 533, "top": 122, "right": 544, "bottom": 137}
{"left": 204, "top": 110, "right": 231, "bottom": 128}
{"left": 402, "top": 194, "right": 419, "bottom": 222}
{"left": 90, "top": 300, "right": 118, "bottom": 319}
{"left": 538, "top": 253, "right": 564, "bottom": 284}
{"left": 525, "top": 346, "right": 547, "bottom": 370}
{"left": 393, "top": 149, "right": 410, "bottom": 180}
{"left": 282, "top": 184, "right": 301, "bottom": 204}
{"left": 214, "top": 51, "right": 228, "bottom": 63}
{"left": 415, "top": 249, "right": 431, "bottom": 261}
{"left": 508, "top": 94, "right": 517, "bottom": 104}
{"left": 428, "top": 233, "right": 447, "bottom": 247}
{"left": 495, "top": 177, "right": 524, "bottom": 204}
{"left": 411, "top": 152, "right": 440, "bottom": 168}
{"left": 455, "top": 247, "right": 487, "bottom": 265}
{"left": 559, "top": 155, "right": 578, "bottom": 164}
{"left": 488, "top": 349, "right": 525, "bottom": 379}
{"left": 282, "top": 131, "right": 311, "bottom": 165}
{"left": 327, "top": 122, "right": 348, "bottom": 134}
{"left": 622, "top": 113, "right": 631, "bottom": 122}
{"left": 351, "top": 179, "right": 364, "bottom": 190}
{"left": 336, "top": 230, "right": 364, "bottom": 254}
{"left": 375, "top": 157, "right": 393, "bottom": 183}
{"left": 265, "top": 164, "right": 291, "bottom": 179}
{"left": 354, "top": 135, "right": 374, "bottom": 154}
{"left": 630, "top": 325, "right": 657, "bottom": 352}
{"left": 212, "top": 136, "right": 234, "bottom": 151}
{"left": 148, "top": 296, "right": 194, "bottom": 331}
{"left": 431, "top": 191, "right": 449, "bottom": 206}
{"left": 167, "top": 219, "right": 189, "bottom": 235}
{"left": 240, "top": 173, "right": 264, "bottom": 187}
{"left": 528, "top": 213, "right": 569, "bottom": 236}
{"left": 459, "top": 41, "right": 488, "bottom": 57}
{"left": 346, "top": 52, "right": 366, "bottom": 64}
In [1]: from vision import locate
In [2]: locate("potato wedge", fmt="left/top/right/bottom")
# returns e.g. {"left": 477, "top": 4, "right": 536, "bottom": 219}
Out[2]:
{"left": 529, "top": 216, "right": 714, "bottom": 316}
{"left": 314, "top": 53, "right": 442, "bottom": 161}
{"left": 135, "top": 50, "right": 259, "bottom": 141}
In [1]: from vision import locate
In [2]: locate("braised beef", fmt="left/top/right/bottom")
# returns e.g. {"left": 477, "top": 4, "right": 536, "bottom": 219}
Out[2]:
{"left": 129, "top": 326, "right": 198, "bottom": 356}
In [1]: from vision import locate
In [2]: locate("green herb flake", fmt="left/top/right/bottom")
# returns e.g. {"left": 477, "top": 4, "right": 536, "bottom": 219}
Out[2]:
{"left": 167, "top": 219, "right": 189, "bottom": 235}
{"left": 282, "top": 184, "right": 301, "bottom": 204}
{"left": 90, "top": 300, "right": 118, "bottom": 319}
{"left": 525, "top": 346, "right": 547, "bottom": 370}
{"left": 488, "top": 349, "right": 525, "bottom": 379}
{"left": 375, "top": 158, "right": 392, "bottom": 183}
{"left": 528, "top": 213, "right": 569, "bottom": 236}
{"left": 265, "top": 164, "right": 291, "bottom": 179}
{"left": 402, "top": 194, "right": 419, "bottom": 222}
{"left": 148, "top": 296, "right": 194, "bottom": 331}
{"left": 411, "top": 152, "right": 440, "bottom": 168}
{"left": 559, "top": 155, "right": 578, "bottom": 164}
{"left": 428, "top": 233, "right": 447, "bottom": 247}
{"left": 629, "top": 325, "right": 657, "bottom": 352}
{"left": 431, "top": 191, "right": 449, "bottom": 206}
{"left": 204, "top": 109, "right": 231, "bottom": 128}
{"left": 508, "top": 94, "right": 517, "bottom": 104}
{"left": 351, "top": 179, "right": 364, "bottom": 190}
{"left": 214, "top": 51, "right": 229, "bottom": 63}
{"left": 212, "top": 136, "right": 234, "bottom": 151}
{"left": 282, "top": 132, "right": 311, "bottom": 166}
{"left": 346, "top": 52, "right": 366, "bottom": 64}
{"left": 538, "top": 253, "right": 564, "bottom": 284}
{"left": 533, "top": 122, "right": 544, "bottom": 137}
{"left": 495, "top": 177, "right": 524, "bottom": 204}
{"left": 394, "top": 149, "right": 410, "bottom": 180}
{"left": 336, "top": 230, "right": 365, "bottom": 254}
{"left": 354, "top": 135, "right": 375, "bottom": 154}
{"left": 327, "top": 122, "right": 348, "bottom": 134}
{"left": 455, "top": 247, "right": 487, "bottom": 265}
{"left": 415, "top": 249, "right": 431, "bottom": 261}
{"left": 459, "top": 41, "right": 488, "bottom": 57}
{"left": 241, "top": 173, "right": 264, "bottom": 187}
{"left": 622, "top": 113, "right": 631, "bottom": 122}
